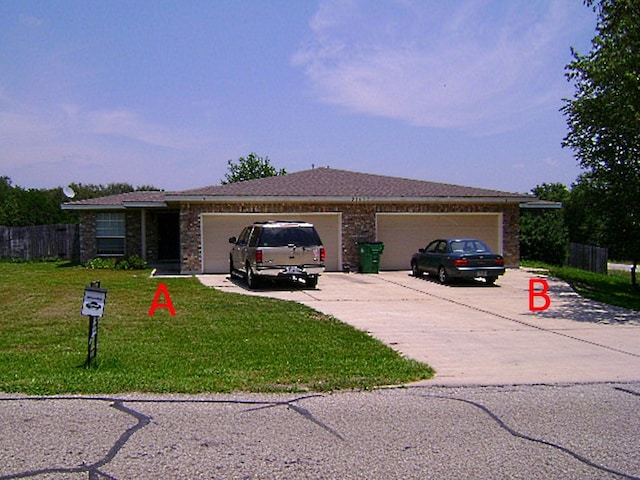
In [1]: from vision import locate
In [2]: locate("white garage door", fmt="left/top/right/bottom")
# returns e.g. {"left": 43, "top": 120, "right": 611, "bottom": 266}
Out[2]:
{"left": 376, "top": 213, "right": 502, "bottom": 271}
{"left": 202, "top": 213, "right": 341, "bottom": 273}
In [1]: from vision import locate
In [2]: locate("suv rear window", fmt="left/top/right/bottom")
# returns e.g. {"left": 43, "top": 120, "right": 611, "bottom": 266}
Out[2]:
{"left": 258, "top": 227, "right": 322, "bottom": 247}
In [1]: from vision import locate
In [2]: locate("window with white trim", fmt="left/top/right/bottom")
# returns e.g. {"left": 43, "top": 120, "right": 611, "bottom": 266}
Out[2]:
{"left": 96, "top": 212, "right": 125, "bottom": 255}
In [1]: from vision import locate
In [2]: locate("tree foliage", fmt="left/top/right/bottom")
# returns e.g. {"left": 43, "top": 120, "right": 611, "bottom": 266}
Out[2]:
{"left": 561, "top": 0, "right": 640, "bottom": 289}
{"left": 221, "top": 153, "right": 286, "bottom": 184}
{"left": 520, "top": 183, "right": 569, "bottom": 266}
{"left": 0, "top": 177, "right": 160, "bottom": 226}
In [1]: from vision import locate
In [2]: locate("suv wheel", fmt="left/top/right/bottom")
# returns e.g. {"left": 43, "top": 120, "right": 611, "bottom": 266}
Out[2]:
{"left": 306, "top": 275, "right": 318, "bottom": 289}
{"left": 246, "top": 263, "right": 259, "bottom": 289}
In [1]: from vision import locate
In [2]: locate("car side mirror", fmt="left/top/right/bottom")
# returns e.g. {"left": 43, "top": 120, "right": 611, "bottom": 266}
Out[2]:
{"left": 228, "top": 237, "right": 237, "bottom": 244}
{"left": 418, "top": 248, "right": 425, "bottom": 253}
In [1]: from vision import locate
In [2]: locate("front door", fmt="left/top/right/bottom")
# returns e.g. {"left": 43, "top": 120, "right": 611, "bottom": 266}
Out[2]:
{"left": 157, "top": 212, "right": 180, "bottom": 261}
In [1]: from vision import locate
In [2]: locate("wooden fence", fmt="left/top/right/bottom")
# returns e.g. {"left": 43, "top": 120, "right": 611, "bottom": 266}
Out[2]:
{"left": 0, "top": 224, "right": 79, "bottom": 261}
{"left": 568, "top": 242, "right": 608, "bottom": 274}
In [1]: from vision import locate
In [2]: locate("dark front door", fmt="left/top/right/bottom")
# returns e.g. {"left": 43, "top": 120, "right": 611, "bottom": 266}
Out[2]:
{"left": 157, "top": 212, "right": 180, "bottom": 261}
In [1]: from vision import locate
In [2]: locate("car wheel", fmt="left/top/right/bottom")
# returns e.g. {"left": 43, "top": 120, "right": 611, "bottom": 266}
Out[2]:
{"left": 229, "top": 256, "right": 235, "bottom": 277}
{"left": 486, "top": 276, "right": 498, "bottom": 285}
{"left": 438, "top": 266, "right": 449, "bottom": 285}
{"left": 306, "top": 275, "right": 318, "bottom": 289}
{"left": 411, "top": 261, "right": 423, "bottom": 278}
{"left": 246, "top": 263, "right": 259, "bottom": 289}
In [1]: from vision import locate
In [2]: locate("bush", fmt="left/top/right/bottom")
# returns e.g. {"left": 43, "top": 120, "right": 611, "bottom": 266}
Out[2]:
{"left": 85, "top": 255, "right": 147, "bottom": 270}
{"left": 85, "top": 257, "right": 117, "bottom": 269}
{"left": 115, "top": 254, "right": 147, "bottom": 270}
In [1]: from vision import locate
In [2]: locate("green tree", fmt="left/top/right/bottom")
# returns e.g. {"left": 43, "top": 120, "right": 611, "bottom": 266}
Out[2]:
{"left": 520, "top": 183, "right": 569, "bottom": 266}
{"left": 0, "top": 178, "right": 161, "bottom": 226}
{"left": 564, "top": 176, "right": 607, "bottom": 247}
{"left": 221, "top": 153, "right": 286, "bottom": 184}
{"left": 561, "top": 0, "right": 640, "bottom": 290}
{"left": 531, "top": 182, "right": 570, "bottom": 203}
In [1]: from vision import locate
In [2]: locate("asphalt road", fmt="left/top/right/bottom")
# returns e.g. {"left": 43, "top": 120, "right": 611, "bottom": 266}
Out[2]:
{"left": 1, "top": 384, "right": 639, "bottom": 479}
{"left": 2, "top": 269, "right": 639, "bottom": 479}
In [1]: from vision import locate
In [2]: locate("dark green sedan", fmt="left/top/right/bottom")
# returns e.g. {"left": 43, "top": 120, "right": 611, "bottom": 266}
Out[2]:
{"left": 410, "top": 238, "right": 505, "bottom": 285}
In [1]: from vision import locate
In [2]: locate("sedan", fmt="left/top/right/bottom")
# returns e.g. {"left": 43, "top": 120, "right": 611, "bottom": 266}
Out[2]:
{"left": 411, "top": 238, "right": 505, "bottom": 285}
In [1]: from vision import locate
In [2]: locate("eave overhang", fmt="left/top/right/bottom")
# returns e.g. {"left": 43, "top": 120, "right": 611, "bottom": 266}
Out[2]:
{"left": 61, "top": 201, "right": 168, "bottom": 210}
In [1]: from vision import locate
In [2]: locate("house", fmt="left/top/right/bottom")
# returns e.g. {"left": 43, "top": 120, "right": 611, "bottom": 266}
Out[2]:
{"left": 62, "top": 167, "right": 533, "bottom": 273}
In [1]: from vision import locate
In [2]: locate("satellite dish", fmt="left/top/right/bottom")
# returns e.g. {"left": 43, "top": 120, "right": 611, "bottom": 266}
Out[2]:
{"left": 63, "top": 185, "right": 76, "bottom": 198}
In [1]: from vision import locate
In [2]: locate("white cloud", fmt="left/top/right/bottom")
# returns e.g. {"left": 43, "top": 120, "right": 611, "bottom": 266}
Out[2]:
{"left": 544, "top": 157, "right": 559, "bottom": 167}
{"left": 85, "top": 108, "right": 210, "bottom": 150}
{"left": 294, "top": 0, "right": 590, "bottom": 133}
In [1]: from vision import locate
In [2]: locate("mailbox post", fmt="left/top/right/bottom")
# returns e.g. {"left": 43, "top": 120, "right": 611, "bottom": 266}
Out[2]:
{"left": 81, "top": 281, "right": 107, "bottom": 367}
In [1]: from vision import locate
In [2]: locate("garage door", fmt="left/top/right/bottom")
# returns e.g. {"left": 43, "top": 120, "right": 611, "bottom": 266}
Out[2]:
{"left": 202, "top": 213, "right": 341, "bottom": 273}
{"left": 376, "top": 213, "right": 502, "bottom": 271}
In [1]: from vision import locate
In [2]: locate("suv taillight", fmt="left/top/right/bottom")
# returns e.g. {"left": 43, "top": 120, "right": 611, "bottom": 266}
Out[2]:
{"left": 320, "top": 247, "right": 326, "bottom": 263}
{"left": 255, "top": 249, "right": 263, "bottom": 264}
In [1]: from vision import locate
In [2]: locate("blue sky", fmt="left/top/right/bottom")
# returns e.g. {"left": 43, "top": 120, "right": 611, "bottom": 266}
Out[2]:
{"left": 1, "top": 1, "right": 596, "bottom": 194}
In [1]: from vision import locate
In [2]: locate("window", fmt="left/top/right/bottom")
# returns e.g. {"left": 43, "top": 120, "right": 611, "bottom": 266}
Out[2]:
{"left": 96, "top": 212, "right": 125, "bottom": 255}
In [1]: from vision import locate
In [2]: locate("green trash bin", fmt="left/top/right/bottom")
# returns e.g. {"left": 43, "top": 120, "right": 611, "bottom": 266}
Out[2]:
{"left": 357, "top": 242, "right": 384, "bottom": 273}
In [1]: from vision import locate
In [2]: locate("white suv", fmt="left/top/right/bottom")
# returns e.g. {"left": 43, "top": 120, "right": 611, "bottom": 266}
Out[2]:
{"left": 229, "top": 221, "right": 325, "bottom": 289}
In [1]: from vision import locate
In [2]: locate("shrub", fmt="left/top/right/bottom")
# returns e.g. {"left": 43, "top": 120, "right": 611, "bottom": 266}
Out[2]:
{"left": 115, "top": 254, "right": 147, "bottom": 270}
{"left": 85, "top": 255, "right": 147, "bottom": 270}
{"left": 85, "top": 257, "right": 116, "bottom": 269}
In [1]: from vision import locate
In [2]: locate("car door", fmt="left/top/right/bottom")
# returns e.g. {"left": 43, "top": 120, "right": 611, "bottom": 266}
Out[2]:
{"left": 231, "top": 227, "right": 251, "bottom": 273}
{"left": 419, "top": 240, "right": 441, "bottom": 275}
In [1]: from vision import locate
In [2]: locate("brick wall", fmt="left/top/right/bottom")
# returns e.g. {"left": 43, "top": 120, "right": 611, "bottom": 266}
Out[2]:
{"left": 125, "top": 211, "right": 142, "bottom": 257}
{"left": 178, "top": 201, "right": 521, "bottom": 273}
{"left": 78, "top": 211, "right": 97, "bottom": 264}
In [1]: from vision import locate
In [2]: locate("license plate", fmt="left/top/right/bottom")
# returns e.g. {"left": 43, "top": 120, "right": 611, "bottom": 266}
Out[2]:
{"left": 284, "top": 266, "right": 303, "bottom": 274}
{"left": 477, "top": 270, "right": 487, "bottom": 277}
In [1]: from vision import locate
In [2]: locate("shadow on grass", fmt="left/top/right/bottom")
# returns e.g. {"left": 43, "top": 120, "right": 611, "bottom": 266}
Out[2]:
{"left": 55, "top": 261, "right": 81, "bottom": 268}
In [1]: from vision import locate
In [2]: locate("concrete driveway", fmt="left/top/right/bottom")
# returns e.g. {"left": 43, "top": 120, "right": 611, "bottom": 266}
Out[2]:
{"left": 198, "top": 269, "right": 640, "bottom": 386}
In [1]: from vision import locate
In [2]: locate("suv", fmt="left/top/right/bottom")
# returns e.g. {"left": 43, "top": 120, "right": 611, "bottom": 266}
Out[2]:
{"left": 228, "top": 221, "right": 325, "bottom": 289}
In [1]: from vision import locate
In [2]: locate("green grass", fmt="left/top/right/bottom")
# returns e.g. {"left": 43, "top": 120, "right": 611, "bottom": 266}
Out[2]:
{"left": 0, "top": 261, "right": 433, "bottom": 395}
{"left": 522, "top": 261, "right": 640, "bottom": 311}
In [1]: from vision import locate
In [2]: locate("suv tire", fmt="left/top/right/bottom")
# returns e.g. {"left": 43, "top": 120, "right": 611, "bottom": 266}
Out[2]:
{"left": 306, "top": 275, "right": 318, "bottom": 289}
{"left": 246, "top": 263, "right": 260, "bottom": 289}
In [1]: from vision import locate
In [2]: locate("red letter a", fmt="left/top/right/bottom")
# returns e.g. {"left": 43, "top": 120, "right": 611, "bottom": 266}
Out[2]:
{"left": 148, "top": 283, "right": 176, "bottom": 316}
{"left": 529, "top": 278, "right": 551, "bottom": 312}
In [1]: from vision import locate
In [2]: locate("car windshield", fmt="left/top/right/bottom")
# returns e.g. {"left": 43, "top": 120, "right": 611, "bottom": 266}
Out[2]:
{"left": 449, "top": 240, "right": 492, "bottom": 254}
{"left": 259, "top": 227, "right": 322, "bottom": 247}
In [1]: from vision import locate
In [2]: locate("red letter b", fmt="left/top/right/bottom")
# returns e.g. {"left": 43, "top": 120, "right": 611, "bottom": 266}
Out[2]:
{"left": 529, "top": 278, "right": 551, "bottom": 312}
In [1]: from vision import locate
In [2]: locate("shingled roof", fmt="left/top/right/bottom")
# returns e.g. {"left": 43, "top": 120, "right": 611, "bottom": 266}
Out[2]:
{"left": 168, "top": 168, "right": 530, "bottom": 201}
{"left": 62, "top": 168, "right": 531, "bottom": 209}
{"left": 62, "top": 190, "right": 168, "bottom": 209}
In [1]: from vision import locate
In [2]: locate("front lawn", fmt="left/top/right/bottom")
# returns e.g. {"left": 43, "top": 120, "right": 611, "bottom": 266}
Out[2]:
{"left": 0, "top": 261, "right": 433, "bottom": 394}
